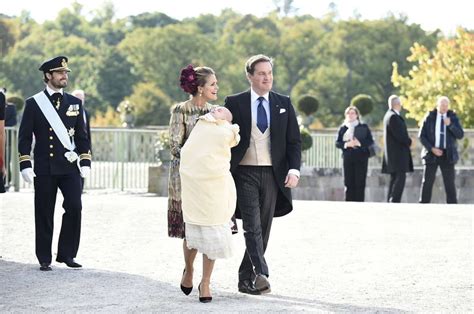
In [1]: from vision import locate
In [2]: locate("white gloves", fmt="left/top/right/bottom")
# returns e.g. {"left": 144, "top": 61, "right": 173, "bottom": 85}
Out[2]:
{"left": 21, "top": 168, "right": 36, "bottom": 183}
{"left": 80, "top": 166, "right": 91, "bottom": 178}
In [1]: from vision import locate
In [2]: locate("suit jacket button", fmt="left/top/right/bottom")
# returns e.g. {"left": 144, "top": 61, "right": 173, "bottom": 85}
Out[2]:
{"left": 49, "top": 153, "right": 54, "bottom": 157}
{"left": 49, "top": 136, "right": 53, "bottom": 140}
{"left": 50, "top": 145, "right": 53, "bottom": 148}
{"left": 49, "top": 128, "right": 53, "bottom": 131}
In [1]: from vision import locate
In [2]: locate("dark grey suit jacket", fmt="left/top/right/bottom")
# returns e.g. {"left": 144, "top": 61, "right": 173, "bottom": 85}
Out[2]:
{"left": 224, "top": 90, "right": 301, "bottom": 218}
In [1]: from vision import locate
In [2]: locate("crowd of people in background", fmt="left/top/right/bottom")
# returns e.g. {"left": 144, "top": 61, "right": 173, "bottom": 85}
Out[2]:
{"left": 335, "top": 94, "right": 464, "bottom": 204}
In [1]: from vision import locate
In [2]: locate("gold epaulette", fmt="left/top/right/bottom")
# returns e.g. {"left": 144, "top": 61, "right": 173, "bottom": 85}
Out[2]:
{"left": 19, "top": 155, "right": 31, "bottom": 162}
{"left": 79, "top": 151, "right": 92, "bottom": 160}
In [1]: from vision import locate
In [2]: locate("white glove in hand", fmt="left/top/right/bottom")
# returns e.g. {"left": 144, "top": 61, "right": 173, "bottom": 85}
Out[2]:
{"left": 80, "top": 166, "right": 91, "bottom": 178}
{"left": 21, "top": 168, "right": 36, "bottom": 183}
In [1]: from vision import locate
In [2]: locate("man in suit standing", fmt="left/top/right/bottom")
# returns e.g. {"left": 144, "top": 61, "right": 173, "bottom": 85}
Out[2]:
{"left": 419, "top": 96, "right": 464, "bottom": 203}
{"left": 18, "top": 56, "right": 91, "bottom": 271}
{"left": 224, "top": 54, "right": 301, "bottom": 295}
{"left": 4, "top": 90, "right": 18, "bottom": 189}
{"left": 382, "top": 95, "right": 413, "bottom": 202}
{"left": 0, "top": 87, "right": 5, "bottom": 193}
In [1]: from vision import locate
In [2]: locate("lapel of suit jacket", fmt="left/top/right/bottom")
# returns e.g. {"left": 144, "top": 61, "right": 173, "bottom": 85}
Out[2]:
{"left": 269, "top": 91, "right": 281, "bottom": 133}
{"left": 240, "top": 91, "right": 252, "bottom": 139}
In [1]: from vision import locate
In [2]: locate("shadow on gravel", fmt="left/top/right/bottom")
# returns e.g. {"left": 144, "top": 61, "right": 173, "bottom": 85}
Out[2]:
{"left": 0, "top": 260, "right": 407, "bottom": 313}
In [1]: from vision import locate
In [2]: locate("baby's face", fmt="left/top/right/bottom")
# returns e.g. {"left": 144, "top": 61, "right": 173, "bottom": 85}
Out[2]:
{"left": 211, "top": 107, "right": 232, "bottom": 122}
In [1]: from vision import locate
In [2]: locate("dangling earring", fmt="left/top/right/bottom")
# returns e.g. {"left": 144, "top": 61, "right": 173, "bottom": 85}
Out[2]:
{"left": 199, "top": 90, "right": 203, "bottom": 97}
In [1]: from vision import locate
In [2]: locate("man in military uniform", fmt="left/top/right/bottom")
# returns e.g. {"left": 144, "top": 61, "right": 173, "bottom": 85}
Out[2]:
{"left": 18, "top": 56, "right": 91, "bottom": 271}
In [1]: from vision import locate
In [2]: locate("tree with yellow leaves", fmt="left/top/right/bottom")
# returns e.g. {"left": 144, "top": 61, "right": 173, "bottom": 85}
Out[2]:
{"left": 392, "top": 28, "right": 473, "bottom": 127}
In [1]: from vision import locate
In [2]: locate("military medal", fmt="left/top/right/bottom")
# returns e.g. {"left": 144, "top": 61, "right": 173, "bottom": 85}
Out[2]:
{"left": 55, "top": 98, "right": 61, "bottom": 110}
{"left": 66, "top": 104, "right": 80, "bottom": 116}
{"left": 68, "top": 127, "right": 75, "bottom": 137}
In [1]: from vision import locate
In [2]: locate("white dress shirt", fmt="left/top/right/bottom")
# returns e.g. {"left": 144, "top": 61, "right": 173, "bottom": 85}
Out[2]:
{"left": 435, "top": 112, "right": 447, "bottom": 148}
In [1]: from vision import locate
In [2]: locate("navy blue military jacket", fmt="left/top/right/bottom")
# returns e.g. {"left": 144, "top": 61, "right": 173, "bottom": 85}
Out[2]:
{"left": 18, "top": 90, "right": 91, "bottom": 175}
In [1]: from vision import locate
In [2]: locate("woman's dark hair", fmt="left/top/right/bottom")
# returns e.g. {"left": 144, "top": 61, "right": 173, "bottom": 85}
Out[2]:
{"left": 179, "top": 65, "right": 215, "bottom": 96}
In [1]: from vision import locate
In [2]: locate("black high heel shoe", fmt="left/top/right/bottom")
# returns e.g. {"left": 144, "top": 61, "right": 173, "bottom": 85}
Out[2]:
{"left": 198, "top": 283, "right": 212, "bottom": 303}
{"left": 180, "top": 269, "right": 193, "bottom": 295}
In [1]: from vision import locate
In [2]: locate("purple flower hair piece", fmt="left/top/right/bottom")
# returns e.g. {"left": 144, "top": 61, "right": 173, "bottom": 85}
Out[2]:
{"left": 179, "top": 64, "right": 198, "bottom": 95}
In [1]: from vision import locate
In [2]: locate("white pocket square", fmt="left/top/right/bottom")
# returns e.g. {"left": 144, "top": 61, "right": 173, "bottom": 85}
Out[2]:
{"left": 279, "top": 108, "right": 286, "bottom": 114}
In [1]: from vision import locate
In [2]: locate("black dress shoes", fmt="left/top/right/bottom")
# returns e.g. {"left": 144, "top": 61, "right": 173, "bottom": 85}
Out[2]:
{"left": 198, "top": 284, "right": 212, "bottom": 303}
{"left": 56, "top": 257, "right": 82, "bottom": 268}
{"left": 238, "top": 279, "right": 261, "bottom": 295}
{"left": 39, "top": 262, "right": 52, "bottom": 271}
{"left": 255, "top": 274, "right": 271, "bottom": 294}
{"left": 180, "top": 269, "right": 193, "bottom": 295}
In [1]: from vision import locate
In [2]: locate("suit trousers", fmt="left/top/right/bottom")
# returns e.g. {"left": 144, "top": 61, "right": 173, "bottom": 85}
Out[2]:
{"left": 343, "top": 155, "right": 368, "bottom": 202}
{"left": 387, "top": 172, "right": 406, "bottom": 203}
{"left": 420, "top": 155, "right": 457, "bottom": 204}
{"left": 234, "top": 166, "right": 278, "bottom": 281}
{"left": 34, "top": 173, "right": 82, "bottom": 264}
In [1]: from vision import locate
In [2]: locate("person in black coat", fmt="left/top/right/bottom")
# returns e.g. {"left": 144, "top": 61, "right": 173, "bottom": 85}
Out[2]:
{"left": 336, "top": 106, "right": 374, "bottom": 202}
{"left": 0, "top": 88, "right": 5, "bottom": 193}
{"left": 225, "top": 54, "right": 301, "bottom": 295}
{"left": 382, "top": 95, "right": 414, "bottom": 203}
{"left": 418, "top": 96, "right": 464, "bottom": 203}
{"left": 4, "top": 97, "right": 18, "bottom": 188}
{"left": 18, "top": 56, "right": 91, "bottom": 271}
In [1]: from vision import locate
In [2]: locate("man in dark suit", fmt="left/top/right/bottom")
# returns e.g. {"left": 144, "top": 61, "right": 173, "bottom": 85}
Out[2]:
{"left": 419, "top": 96, "right": 464, "bottom": 203}
{"left": 0, "top": 87, "right": 5, "bottom": 193}
{"left": 224, "top": 54, "right": 301, "bottom": 295}
{"left": 18, "top": 56, "right": 91, "bottom": 271}
{"left": 4, "top": 94, "right": 18, "bottom": 188}
{"left": 382, "top": 95, "right": 413, "bottom": 202}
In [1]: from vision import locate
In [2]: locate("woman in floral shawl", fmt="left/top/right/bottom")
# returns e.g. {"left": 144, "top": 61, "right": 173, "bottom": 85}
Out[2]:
{"left": 168, "top": 65, "right": 222, "bottom": 301}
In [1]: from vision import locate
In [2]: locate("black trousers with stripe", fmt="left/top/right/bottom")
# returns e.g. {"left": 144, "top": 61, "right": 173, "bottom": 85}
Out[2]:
{"left": 34, "top": 173, "right": 82, "bottom": 264}
{"left": 234, "top": 166, "right": 279, "bottom": 281}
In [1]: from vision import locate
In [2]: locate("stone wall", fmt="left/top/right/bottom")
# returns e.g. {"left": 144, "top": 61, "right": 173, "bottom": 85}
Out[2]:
{"left": 295, "top": 167, "right": 474, "bottom": 204}
{"left": 149, "top": 165, "right": 474, "bottom": 204}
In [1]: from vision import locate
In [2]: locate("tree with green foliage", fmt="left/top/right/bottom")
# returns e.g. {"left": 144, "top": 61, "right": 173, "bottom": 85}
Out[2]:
{"left": 297, "top": 94, "right": 319, "bottom": 116}
{"left": 0, "top": 5, "right": 449, "bottom": 128}
{"left": 96, "top": 48, "right": 138, "bottom": 111}
{"left": 300, "top": 127, "right": 313, "bottom": 151}
{"left": 128, "top": 82, "right": 171, "bottom": 126}
{"left": 350, "top": 94, "right": 374, "bottom": 116}
{"left": 392, "top": 28, "right": 474, "bottom": 127}
{"left": 119, "top": 23, "right": 217, "bottom": 102}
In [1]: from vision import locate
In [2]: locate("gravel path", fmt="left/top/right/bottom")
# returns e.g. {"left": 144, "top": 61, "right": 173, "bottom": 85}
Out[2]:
{"left": 0, "top": 191, "right": 472, "bottom": 312}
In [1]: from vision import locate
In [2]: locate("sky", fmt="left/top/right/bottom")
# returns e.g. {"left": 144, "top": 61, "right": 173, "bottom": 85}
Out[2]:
{"left": 3, "top": 0, "right": 472, "bottom": 35}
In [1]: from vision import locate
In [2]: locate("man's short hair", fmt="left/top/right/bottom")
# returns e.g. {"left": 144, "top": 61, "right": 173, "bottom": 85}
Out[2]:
{"left": 388, "top": 95, "right": 400, "bottom": 108}
{"left": 245, "top": 54, "right": 273, "bottom": 75}
{"left": 437, "top": 96, "right": 450, "bottom": 105}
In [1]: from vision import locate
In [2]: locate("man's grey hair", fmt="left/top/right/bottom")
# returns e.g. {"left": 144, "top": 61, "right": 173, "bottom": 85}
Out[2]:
{"left": 437, "top": 96, "right": 450, "bottom": 105}
{"left": 72, "top": 89, "right": 85, "bottom": 98}
{"left": 388, "top": 95, "right": 400, "bottom": 108}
